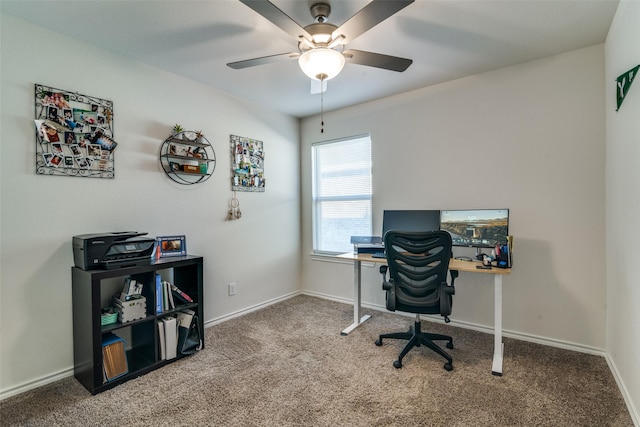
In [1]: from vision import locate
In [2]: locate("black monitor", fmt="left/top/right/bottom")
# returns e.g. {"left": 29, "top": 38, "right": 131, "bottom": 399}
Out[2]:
{"left": 439, "top": 209, "right": 509, "bottom": 249}
{"left": 382, "top": 210, "right": 441, "bottom": 238}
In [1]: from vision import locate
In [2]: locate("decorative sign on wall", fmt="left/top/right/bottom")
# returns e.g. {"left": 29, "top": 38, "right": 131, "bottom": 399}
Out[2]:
{"left": 230, "top": 134, "right": 265, "bottom": 192}
{"left": 34, "top": 84, "right": 117, "bottom": 178}
{"left": 616, "top": 64, "right": 639, "bottom": 111}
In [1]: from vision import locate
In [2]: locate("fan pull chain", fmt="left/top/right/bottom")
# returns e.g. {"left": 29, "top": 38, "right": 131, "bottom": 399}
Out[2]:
{"left": 319, "top": 74, "right": 327, "bottom": 133}
{"left": 321, "top": 89, "right": 324, "bottom": 133}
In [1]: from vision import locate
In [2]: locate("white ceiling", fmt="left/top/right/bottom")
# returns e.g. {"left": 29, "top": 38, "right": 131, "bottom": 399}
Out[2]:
{"left": 1, "top": 0, "right": 618, "bottom": 118}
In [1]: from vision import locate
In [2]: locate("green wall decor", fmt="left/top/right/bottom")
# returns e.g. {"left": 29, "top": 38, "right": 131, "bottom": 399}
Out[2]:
{"left": 616, "top": 64, "right": 639, "bottom": 111}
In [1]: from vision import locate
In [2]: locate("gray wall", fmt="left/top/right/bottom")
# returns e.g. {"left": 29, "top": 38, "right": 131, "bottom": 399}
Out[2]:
{"left": 1, "top": 4, "right": 637, "bottom": 423}
{"left": 605, "top": 0, "right": 640, "bottom": 422}
{"left": 301, "top": 45, "right": 606, "bottom": 349}
{"left": 0, "top": 14, "right": 301, "bottom": 397}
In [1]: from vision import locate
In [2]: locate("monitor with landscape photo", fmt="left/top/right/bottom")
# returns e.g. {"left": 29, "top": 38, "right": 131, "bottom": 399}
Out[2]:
{"left": 439, "top": 209, "right": 509, "bottom": 248}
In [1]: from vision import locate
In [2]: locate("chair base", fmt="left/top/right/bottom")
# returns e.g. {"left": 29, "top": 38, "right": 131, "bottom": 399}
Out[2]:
{"left": 375, "top": 320, "right": 454, "bottom": 370}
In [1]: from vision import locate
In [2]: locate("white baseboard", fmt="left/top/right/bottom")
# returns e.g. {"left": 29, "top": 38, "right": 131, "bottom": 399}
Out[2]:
{"left": 302, "top": 290, "right": 605, "bottom": 355}
{"left": 3, "top": 289, "right": 638, "bottom": 427}
{"left": 605, "top": 354, "right": 640, "bottom": 427}
{"left": 203, "top": 291, "right": 301, "bottom": 328}
{"left": 0, "top": 291, "right": 302, "bottom": 402}
{"left": 303, "top": 290, "right": 639, "bottom": 426}
{"left": 0, "top": 367, "right": 74, "bottom": 401}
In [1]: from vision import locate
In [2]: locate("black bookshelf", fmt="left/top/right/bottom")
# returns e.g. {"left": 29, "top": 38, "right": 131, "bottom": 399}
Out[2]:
{"left": 71, "top": 255, "right": 204, "bottom": 394}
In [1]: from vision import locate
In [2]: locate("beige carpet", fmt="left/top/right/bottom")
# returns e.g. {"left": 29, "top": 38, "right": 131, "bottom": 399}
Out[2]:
{"left": 1, "top": 295, "right": 633, "bottom": 426}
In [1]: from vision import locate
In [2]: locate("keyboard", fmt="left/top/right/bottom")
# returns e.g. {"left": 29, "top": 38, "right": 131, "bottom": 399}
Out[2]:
{"left": 371, "top": 252, "right": 386, "bottom": 258}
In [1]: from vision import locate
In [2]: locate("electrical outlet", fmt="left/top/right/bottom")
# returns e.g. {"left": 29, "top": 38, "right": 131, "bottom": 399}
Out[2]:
{"left": 228, "top": 283, "right": 236, "bottom": 296}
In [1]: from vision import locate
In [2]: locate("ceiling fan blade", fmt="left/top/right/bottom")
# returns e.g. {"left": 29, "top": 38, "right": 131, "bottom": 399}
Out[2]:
{"left": 343, "top": 49, "right": 412, "bottom": 72}
{"left": 240, "top": 0, "right": 312, "bottom": 40}
{"left": 227, "top": 52, "right": 299, "bottom": 69}
{"left": 332, "top": 0, "right": 414, "bottom": 43}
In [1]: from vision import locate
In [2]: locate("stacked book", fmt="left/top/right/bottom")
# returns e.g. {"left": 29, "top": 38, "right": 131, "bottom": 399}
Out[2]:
{"left": 157, "top": 309, "right": 198, "bottom": 360}
{"left": 157, "top": 316, "right": 177, "bottom": 360}
{"left": 102, "top": 333, "right": 128, "bottom": 382}
{"left": 155, "top": 274, "right": 194, "bottom": 314}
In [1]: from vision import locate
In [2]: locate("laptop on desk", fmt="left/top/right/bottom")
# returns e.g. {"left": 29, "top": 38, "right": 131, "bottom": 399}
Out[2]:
{"left": 350, "top": 236, "right": 382, "bottom": 245}
{"left": 351, "top": 235, "right": 384, "bottom": 256}
{"left": 351, "top": 210, "right": 441, "bottom": 258}
{"left": 372, "top": 210, "right": 442, "bottom": 258}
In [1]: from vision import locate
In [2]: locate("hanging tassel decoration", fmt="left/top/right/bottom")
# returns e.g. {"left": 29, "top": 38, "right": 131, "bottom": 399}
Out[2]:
{"left": 227, "top": 191, "right": 242, "bottom": 221}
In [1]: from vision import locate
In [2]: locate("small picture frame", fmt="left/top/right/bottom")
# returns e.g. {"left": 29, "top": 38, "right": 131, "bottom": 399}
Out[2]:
{"left": 87, "top": 144, "right": 102, "bottom": 158}
{"left": 156, "top": 235, "right": 187, "bottom": 257}
{"left": 49, "top": 154, "right": 63, "bottom": 168}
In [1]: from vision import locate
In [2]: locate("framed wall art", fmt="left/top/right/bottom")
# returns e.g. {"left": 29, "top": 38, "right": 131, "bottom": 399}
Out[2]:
{"left": 34, "top": 83, "right": 117, "bottom": 178}
{"left": 230, "top": 134, "right": 265, "bottom": 192}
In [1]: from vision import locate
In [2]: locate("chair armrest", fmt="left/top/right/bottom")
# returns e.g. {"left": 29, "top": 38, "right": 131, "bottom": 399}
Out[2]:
{"left": 379, "top": 265, "right": 388, "bottom": 277}
{"left": 380, "top": 266, "right": 396, "bottom": 311}
{"left": 384, "top": 278, "right": 396, "bottom": 311}
{"left": 449, "top": 269, "right": 459, "bottom": 284}
{"left": 380, "top": 265, "right": 389, "bottom": 290}
{"left": 439, "top": 281, "right": 454, "bottom": 319}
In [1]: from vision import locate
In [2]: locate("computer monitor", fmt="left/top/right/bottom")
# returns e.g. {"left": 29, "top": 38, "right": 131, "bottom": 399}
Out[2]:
{"left": 439, "top": 209, "right": 509, "bottom": 249}
{"left": 382, "top": 210, "right": 441, "bottom": 238}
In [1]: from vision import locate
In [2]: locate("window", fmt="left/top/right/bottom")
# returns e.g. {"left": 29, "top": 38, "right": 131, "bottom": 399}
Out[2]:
{"left": 312, "top": 135, "right": 372, "bottom": 254}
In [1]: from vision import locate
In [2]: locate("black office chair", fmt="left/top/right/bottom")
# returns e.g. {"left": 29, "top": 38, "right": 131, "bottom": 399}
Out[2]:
{"left": 375, "top": 230, "right": 457, "bottom": 370}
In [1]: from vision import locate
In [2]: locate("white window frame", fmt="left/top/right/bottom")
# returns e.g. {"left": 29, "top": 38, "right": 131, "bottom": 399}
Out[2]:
{"left": 311, "top": 134, "right": 372, "bottom": 255}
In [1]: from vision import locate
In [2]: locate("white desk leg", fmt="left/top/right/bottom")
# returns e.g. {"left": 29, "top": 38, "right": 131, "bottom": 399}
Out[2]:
{"left": 341, "top": 259, "right": 371, "bottom": 335}
{"left": 491, "top": 274, "right": 504, "bottom": 376}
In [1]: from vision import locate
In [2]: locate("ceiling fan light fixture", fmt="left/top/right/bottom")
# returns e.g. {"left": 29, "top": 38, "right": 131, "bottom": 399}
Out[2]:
{"left": 311, "top": 33, "right": 332, "bottom": 44}
{"left": 298, "top": 48, "right": 345, "bottom": 81}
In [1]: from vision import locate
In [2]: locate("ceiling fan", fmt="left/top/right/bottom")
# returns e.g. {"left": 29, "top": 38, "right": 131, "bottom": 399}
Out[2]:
{"left": 228, "top": 0, "right": 414, "bottom": 86}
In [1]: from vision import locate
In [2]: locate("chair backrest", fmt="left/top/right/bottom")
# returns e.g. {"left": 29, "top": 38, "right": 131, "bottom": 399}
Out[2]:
{"left": 383, "top": 230, "right": 453, "bottom": 315}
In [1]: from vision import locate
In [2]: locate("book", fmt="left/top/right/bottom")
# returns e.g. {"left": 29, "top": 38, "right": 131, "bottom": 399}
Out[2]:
{"left": 170, "top": 284, "right": 193, "bottom": 303}
{"left": 165, "top": 281, "right": 175, "bottom": 309}
{"left": 102, "top": 334, "right": 128, "bottom": 381}
{"left": 162, "top": 280, "right": 170, "bottom": 311}
{"left": 155, "top": 274, "right": 163, "bottom": 314}
{"left": 157, "top": 320, "right": 166, "bottom": 360}
{"left": 163, "top": 316, "right": 178, "bottom": 359}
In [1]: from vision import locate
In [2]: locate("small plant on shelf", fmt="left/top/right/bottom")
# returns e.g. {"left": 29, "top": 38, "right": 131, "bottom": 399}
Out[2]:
{"left": 173, "top": 124, "right": 184, "bottom": 140}
{"left": 196, "top": 130, "right": 204, "bottom": 143}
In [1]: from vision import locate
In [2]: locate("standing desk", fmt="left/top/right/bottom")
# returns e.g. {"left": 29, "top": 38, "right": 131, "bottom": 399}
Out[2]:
{"left": 336, "top": 252, "right": 511, "bottom": 376}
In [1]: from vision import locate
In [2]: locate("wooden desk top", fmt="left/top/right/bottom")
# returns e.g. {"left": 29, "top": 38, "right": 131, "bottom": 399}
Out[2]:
{"left": 336, "top": 252, "right": 511, "bottom": 275}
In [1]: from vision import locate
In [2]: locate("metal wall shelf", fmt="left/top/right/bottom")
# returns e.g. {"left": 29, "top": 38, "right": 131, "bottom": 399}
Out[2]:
{"left": 159, "top": 131, "right": 216, "bottom": 185}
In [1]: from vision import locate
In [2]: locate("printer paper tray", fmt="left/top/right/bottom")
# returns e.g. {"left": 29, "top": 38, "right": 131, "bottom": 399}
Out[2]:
{"left": 101, "top": 256, "right": 152, "bottom": 269}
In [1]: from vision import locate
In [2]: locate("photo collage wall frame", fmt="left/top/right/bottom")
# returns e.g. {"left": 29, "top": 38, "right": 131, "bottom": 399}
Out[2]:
{"left": 34, "top": 84, "right": 116, "bottom": 178}
{"left": 230, "top": 134, "right": 265, "bottom": 192}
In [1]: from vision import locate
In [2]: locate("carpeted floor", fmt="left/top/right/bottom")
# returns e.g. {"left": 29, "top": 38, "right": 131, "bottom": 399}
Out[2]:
{"left": 1, "top": 295, "right": 633, "bottom": 426}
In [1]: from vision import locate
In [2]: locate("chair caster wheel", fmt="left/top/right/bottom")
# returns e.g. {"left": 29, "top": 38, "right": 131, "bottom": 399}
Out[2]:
{"left": 444, "top": 363, "right": 453, "bottom": 371}
{"left": 375, "top": 339, "right": 382, "bottom": 346}
{"left": 446, "top": 342, "right": 454, "bottom": 349}
{"left": 393, "top": 360, "right": 402, "bottom": 369}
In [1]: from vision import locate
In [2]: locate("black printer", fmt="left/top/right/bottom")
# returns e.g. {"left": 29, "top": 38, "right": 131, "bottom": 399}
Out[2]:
{"left": 73, "top": 232, "right": 156, "bottom": 270}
